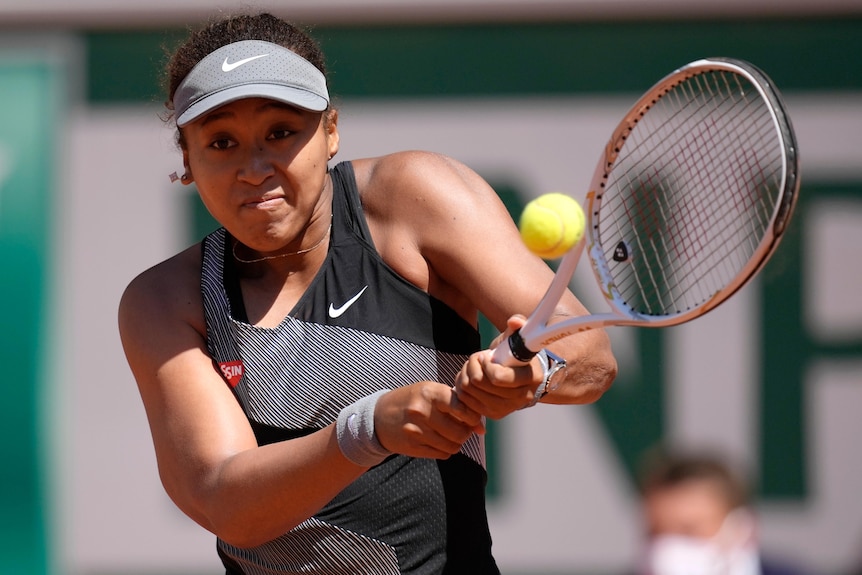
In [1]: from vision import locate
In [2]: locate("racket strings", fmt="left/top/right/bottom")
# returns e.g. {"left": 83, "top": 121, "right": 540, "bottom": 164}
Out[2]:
{"left": 609, "top": 93, "right": 755, "bottom": 309}
{"left": 626, "top": 123, "right": 780, "bottom": 312}
{"left": 596, "top": 69, "right": 785, "bottom": 316}
{"left": 643, "top": 93, "right": 781, "bottom": 289}
{"left": 630, "top": 102, "right": 779, "bottom": 310}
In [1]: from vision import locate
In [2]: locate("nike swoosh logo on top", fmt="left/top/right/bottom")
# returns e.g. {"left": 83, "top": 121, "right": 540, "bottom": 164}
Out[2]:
{"left": 222, "top": 54, "right": 269, "bottom": 72}
{"left": 328, "top": 286, "right": 369, "bottom": 319}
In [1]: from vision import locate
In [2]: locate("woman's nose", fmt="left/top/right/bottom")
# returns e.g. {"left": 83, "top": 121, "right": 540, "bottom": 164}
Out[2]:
{"left": 238, "top": 146, "right": 276, "bottom": 184}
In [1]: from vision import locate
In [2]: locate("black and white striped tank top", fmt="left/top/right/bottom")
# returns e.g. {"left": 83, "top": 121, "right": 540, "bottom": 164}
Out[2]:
{"left": 200, "top": 161, "right": 499, "bottom": 575}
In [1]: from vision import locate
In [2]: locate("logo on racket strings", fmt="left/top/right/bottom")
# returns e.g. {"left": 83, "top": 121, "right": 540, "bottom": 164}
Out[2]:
{"left": 613, "top": 241, "right": 631, "bottom": 262}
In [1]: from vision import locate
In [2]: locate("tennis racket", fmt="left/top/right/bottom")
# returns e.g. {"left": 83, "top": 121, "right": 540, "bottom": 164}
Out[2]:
{"left": 493, "top": 57, "right": 800, "bottom": 366}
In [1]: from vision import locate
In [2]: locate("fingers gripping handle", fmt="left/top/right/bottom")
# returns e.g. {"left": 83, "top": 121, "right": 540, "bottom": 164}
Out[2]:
{"left": 491, "top": 231, "right": 586, "bottom": 367}
{"left": 491, "top": 329, "right": 536, "bottom": 366}
{"left": 491, "top": 238, "right": 585, "bottom": 367}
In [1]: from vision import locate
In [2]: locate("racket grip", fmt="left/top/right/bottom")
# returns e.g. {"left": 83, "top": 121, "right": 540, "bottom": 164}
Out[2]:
{"left": 491, "top": 329, "right": 537, "bottom": 366}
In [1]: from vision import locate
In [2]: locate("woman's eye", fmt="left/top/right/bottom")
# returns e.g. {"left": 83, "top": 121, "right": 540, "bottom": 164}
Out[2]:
{"left": 210, "top": 138, "right": 235, "bottom": 150}
{"left": 268, "top": 129, "right": 293, "bottom": 140}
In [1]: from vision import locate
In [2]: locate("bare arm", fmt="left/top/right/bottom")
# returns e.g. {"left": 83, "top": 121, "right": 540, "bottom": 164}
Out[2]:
{"left": 118, "top": 249, "right": 480, "bottom": 547}
{"left": 358, "top": 152, "right": 617, "bottom": 415}
{"left": 117, "top": 251, "right": 366, "bottom": 547}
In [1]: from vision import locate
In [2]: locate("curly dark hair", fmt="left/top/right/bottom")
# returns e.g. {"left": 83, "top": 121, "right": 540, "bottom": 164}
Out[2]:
{"left": 163, "top": 12, "right": 330, "bottom": 122}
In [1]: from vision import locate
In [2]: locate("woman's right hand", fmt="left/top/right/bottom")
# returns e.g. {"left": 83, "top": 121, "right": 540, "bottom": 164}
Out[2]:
{"left": 374, "top": 382, "right": 485, "bottom": 459}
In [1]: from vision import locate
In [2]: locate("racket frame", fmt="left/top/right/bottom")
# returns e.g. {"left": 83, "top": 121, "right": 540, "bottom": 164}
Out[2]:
{"left": 496, "top": 57, "right": 800, "bottom": 366}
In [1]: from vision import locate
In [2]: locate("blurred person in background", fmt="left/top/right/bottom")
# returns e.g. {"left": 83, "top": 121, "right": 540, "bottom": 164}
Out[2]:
{"left": 634, "top": 448, "right": 815, "bottom": 575}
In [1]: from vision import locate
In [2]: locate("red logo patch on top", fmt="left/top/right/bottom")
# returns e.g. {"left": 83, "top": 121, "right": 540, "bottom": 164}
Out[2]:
{"left": 218, "top": 360, "right": 244, "bottom": 388}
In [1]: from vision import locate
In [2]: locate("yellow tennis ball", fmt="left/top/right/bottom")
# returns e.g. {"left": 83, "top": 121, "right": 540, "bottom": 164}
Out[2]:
{"left": 519, "top": 193, "right": 585, "bottom": 259}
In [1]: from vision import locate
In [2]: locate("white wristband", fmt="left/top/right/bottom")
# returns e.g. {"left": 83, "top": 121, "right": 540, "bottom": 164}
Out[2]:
{"left": 336, "top": 390, "right": 392, "bottom": 467}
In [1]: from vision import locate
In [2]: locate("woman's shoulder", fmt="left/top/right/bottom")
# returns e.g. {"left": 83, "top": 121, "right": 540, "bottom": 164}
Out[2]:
{"left": 119, "top": 243, "right": 206, "bottom": 333}
{"left": 351, "top": 151, "right": 490, "bottom": 217}
{"left": 124, "top": 243, "right": 202, "bottom": 292}
{"left": 352, "top": 150, "right": 471, "bottom": 188}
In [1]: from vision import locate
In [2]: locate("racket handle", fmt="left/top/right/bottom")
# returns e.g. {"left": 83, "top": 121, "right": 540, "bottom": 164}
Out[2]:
{"left": 491, "top": 329, "right": 536, "bottom": 366}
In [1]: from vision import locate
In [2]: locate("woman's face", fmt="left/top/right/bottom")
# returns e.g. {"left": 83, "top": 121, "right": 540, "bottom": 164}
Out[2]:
{"left": 181, "top": 97, "right": 339, "bottom": 253}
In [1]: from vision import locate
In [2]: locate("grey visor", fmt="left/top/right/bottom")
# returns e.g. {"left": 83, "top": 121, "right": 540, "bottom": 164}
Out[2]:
{"left": 173, "top": 40, "right": 330, "bottom": 127}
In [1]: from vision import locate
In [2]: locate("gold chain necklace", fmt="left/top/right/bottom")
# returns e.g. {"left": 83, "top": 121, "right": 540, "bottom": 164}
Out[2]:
{"left": 232, "top": 220, "right": 332, "bottom": 264}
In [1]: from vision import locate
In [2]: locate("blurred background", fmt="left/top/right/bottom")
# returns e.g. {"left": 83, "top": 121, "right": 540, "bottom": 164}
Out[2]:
{"left": 1, "top": 1, "right": 861, "bottom": 574}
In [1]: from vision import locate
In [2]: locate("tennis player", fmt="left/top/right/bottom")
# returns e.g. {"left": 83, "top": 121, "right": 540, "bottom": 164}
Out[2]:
{"left": 118, "top": 11, "right": 616, "bottom": 574}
